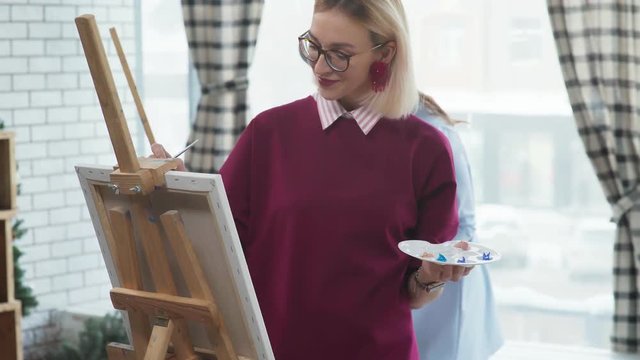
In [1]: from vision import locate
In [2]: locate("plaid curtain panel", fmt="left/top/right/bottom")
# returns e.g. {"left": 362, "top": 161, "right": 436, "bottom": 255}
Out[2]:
{"left": 548, "top": 0, "right": 640, "bottom": 353}
{"left": 182, "top": 0, "right": 264, "bottom": 173}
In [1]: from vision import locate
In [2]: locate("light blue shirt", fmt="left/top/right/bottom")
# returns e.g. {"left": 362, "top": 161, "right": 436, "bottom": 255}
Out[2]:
{"left": 413, "top": 107, "right": 504, "bottom": 360}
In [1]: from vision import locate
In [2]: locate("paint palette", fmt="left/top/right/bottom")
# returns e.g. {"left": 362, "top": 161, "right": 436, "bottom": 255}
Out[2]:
{"left": 398, "top": 240, "right": 501, "bottom": 266}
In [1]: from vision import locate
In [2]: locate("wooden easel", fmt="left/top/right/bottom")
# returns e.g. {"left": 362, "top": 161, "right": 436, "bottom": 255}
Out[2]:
{"left": 0, "top": 131, "right": 23, "bottom": 360}
{"left": 75, "top": 14, "right": 247, "bottom": 360}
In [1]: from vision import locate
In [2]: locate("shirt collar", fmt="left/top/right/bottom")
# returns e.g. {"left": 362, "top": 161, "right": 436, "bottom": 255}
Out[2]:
{"left": 313, "top": 93, "right": 383, "bottom": 135}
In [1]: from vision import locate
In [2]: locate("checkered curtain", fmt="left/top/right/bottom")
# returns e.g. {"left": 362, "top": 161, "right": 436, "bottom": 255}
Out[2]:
{"left": 548, "top": 0, "right": 639, "bottom": 353}
{"left": 182, "top": 0, "right": 264, "bottom": 173}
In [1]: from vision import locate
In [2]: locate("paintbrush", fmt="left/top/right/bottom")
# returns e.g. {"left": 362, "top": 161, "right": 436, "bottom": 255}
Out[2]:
{"left": 173, "top": 139, "right": 199, "bottom": 158}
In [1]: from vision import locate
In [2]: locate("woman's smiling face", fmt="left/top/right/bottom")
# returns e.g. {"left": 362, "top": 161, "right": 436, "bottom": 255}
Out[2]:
{"left": 308, "top": 8, "right": 380, "bottom": 111}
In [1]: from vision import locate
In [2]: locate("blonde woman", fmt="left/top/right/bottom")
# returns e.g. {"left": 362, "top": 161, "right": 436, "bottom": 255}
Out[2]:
{"left": 154, "top": 1, "right": 473, "bottom": 358}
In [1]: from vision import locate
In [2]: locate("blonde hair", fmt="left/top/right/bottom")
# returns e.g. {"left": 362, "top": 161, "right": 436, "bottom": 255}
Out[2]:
{"left": 314, "top": 0, "right": 419, "bottom": 119}
{"left": 418, "top": 92, "right": 461, "bottom": 126}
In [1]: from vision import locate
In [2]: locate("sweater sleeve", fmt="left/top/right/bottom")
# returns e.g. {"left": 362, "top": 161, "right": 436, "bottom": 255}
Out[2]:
{"left": 414, "top": 144, "right": 459, "bottom": 245}
{"left": 404, "top": 138, "right": 458, "bottom": 273}
{"left": 220, "top": 120, "right": 255, "bottom": 249}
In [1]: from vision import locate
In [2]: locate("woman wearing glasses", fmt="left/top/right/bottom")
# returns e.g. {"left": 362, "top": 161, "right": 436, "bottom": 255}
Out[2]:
{"left": 155, "top": 0, "right": 472, "bottom": 359}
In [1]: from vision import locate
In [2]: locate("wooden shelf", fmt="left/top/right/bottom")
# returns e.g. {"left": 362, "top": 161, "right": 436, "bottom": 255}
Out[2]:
{"left": 0, "top": 301, "right": 22, "bottom": 360}
{"left": 1, "top": 219, "right": 14, "bottom": 303}
{"left": 0, "top": 300, "right": 19, "bottom": 313}
{"left": 0, "top": 130, "right": 21, "bottom": 360}
{"left": 0, "top": 132, "right": 16, "bottom": 211}
{"left": 0, "top": 208, "right": 17, "bottom": 221}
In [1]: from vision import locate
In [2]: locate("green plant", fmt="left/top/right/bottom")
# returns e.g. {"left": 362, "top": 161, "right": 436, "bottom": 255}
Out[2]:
{"left": 13, "top": 245, "right": 38, "bottom": 315}
{"left": 46, "top": 312, "right": 129, "bottom": 360}
{"left": 12, "top": 205, "right": 38, "bottom": 316}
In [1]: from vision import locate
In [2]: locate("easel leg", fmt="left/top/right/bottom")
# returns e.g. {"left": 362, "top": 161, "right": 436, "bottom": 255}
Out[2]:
{"left": 109, "top": 208, "right": 151, "bottom": 360}
{"left": 130, "top": 200, "right": 196, "bottom": 359}
{"left": 160, "top": 210, "right": 237, "bottom": 360}
{"left": 144, "top": 318, "right": 174, "bottom": 360}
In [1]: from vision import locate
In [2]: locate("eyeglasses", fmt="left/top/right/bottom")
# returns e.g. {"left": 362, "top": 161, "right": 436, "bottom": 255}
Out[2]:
{"left": 297, "top": 31, "right": 386, "bottom": 72}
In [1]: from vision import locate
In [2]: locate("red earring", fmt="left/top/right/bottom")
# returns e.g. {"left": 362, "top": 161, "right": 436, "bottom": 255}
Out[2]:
{"left": 369, "top": 61, "right": 389, "bottom": 92}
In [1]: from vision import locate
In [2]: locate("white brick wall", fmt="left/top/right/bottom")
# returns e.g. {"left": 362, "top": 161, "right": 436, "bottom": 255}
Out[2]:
{"left": 29, "top": 23, "right": 62, "bottom": 39}
{"left": 0, "top": 23, "right": 28, "bottom": 38}
{"left": 0, "top": 40, "right": 10, "bottom": 55}
{"left": 0, "top": 58, "right": 29, "bottom": 73}
{"left": 0, "top": 75, "right": 11, "bottom": 91}
{"left": 0, "top": 6, "right": 9, "bottom": 22}
{"left": 0, "top": 1, "right": 141, "bottom": 357}
{"left": 12, "top": 6, "right": 44, "bottom": 22}
{"left": 14, "top": 74, "right": 46, "bottom": 90}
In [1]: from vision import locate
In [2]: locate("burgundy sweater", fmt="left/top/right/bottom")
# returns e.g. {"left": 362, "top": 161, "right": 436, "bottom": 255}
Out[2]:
{"left": 220, "top": 96, "right": 458, "bottom": 360}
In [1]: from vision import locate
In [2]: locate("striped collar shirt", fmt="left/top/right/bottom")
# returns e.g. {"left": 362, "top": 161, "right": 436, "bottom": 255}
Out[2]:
{"left": 313, "top": 93, "right": 384, "bottom": 135}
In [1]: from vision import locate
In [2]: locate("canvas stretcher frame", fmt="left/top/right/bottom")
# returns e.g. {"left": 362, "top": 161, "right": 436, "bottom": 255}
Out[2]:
{"left": 76, "top": 165, "right": 274, "bottom": 360}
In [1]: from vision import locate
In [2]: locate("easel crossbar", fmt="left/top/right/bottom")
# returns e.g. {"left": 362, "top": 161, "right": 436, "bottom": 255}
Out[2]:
{"left": 110, "top": 288, "right": 219, "bottom": 326}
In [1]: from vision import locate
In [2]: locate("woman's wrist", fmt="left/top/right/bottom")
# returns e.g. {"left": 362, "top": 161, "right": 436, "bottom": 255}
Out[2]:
{"left": 413, "top": 266, "right": 444, "bottom": 292}
{"left": 407, "top": 267, "right": 445, "bottom": 308}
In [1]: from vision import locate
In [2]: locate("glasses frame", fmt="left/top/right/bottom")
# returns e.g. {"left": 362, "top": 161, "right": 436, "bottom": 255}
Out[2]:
{"left": 297, "top": 31, "right": 386, "bottom": 73}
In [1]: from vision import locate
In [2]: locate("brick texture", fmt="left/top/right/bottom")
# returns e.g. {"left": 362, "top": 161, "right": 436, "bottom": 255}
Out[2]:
{"left": 0, "top": 1, "right": 141, "bottom": 358}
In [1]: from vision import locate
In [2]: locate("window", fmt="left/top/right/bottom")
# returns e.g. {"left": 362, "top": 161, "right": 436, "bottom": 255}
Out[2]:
{"left": 404, "top": 0, "right": 613, "bottom": 348}
{"left": 248, "top": 1, "right": 315, "bottom": 117}
{"left": 436, "top": 21, "right": 466, "bottom": 68}
{"left": 510, "top": 17, "right": 543, "bottom": 64}
{"left": 140, "top": 0, "right": 191, "bottom": 155}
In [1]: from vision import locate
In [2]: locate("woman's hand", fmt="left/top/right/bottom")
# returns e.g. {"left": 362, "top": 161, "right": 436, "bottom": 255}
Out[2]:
{"left": 418, "top": 240, "right": 473, "bottom": 283}
{"left": 417, "top": 261, "right": 473, "bottom": 284}
{"left": 408, "top": 262, "right": 474, "bottom": 309}
{"left": 418, "top": 241, "right": 473, "bottom": 283}
{"left": 150, "top": 143, "right": 187, "bottom": 171}
{"left": 408, "top": 240, "right": 474, "bottom": 308}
